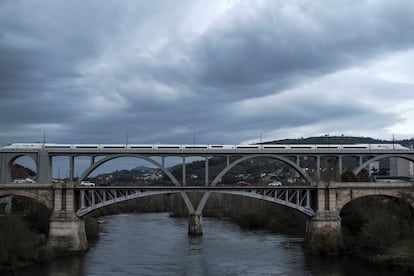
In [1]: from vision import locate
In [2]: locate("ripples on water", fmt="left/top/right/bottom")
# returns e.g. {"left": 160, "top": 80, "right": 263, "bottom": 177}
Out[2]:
{"left": 84, "top": 213, "right": 309, "bottom": 276}
{"left": 6, "top": 213, "right": 414, "bottom": 276}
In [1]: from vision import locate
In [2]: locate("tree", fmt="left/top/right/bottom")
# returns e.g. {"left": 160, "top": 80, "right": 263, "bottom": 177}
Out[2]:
{"left": 341, "top": 168, "right": 358, "bottom": 182}
{"left": 357, "top": 169, "right": 370, "bottom": 182}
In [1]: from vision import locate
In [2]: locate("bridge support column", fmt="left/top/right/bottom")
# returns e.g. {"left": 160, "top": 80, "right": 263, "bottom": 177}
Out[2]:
{"left": 305, "top": 184, "right": 344, "bottom": 255}
{"left": 188, "top": 211, "right": 203, "bottom": 235}
{"left": 47, "top": 183, "right": 88, "bottom": 255}
{"left": 305, "top": 213, "right": 344, "bottom": 255}
{"left": 47, "top": 212, "right": 88, "bottom": 255}
{"left": 38, "top": 150, "right": 52, "bottom": 183}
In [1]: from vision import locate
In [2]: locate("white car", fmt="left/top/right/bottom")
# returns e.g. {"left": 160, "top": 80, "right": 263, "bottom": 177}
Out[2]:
{"left": 268, "top": 181, "right": 282, "bottom": 186}
{"left": 80, "top": 181, "right": 96, "bottom": 187}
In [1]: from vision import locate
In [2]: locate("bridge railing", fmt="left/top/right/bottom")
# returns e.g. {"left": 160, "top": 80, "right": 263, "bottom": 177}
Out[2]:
{"left": 75, "top": 186, "right": 316, "bottom": 217}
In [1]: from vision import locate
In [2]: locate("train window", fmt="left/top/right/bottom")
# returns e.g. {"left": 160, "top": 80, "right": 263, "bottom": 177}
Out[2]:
{"left": 236, "top": 146, "right": 260, "bottom": 149}
{"left": 210, "top": 145, "right": 223, "bottom": 148}
{"left": 263, "top": 145, "right": 287, "bottom": 149}
{"left": 45, "top": 145, "right": 71, "bottom": 149}
{"left": 129, "top": 146, "right": 153, "bottom": 149}
{"left": 103, "top": 146, "right": 126, "bottom": 149}
{"left": 316, "top": 146, "right": 339, "bottom": 149}
{"left": 156, "top": 146, "right": 181, "bottom": 149}
{"left": 75, "top": 146, "right": 98, "bottom": 149}
{"left": 290, "top": 146, "right": 312, "bottom": 149}
{"left": 184, "top": 146, "right": 208, "bottom": 149}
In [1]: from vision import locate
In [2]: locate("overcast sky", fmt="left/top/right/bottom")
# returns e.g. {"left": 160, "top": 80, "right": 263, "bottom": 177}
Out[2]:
{"left": 1, "top": 0, "right": 414, "bottom": 147}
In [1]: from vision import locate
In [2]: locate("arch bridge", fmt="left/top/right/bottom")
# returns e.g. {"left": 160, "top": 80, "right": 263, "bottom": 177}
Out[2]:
{"left": 1, "top": 143, "right": 414, "bottom": 255}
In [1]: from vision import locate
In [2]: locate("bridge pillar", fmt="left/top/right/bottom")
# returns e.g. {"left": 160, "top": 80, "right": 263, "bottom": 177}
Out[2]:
{"left": 37, "top": 150, "right": 51, "bottom": 183}
{"left": 316, "top": 156, "right": 321, "bottom": 182}
{"left": 188, "top": 211, "right": 203, "bottom": 235}
{"left": 305, "top": 184, "right": 345, "bottom": 255}
{"left": 47, "top": 183, "right": 88, "bottom": 255}
{"left": 305, "top": 213, "right": 344, "bottom": 255}
{"left": 1, "top": 153, "right": 13, "bottom": 183}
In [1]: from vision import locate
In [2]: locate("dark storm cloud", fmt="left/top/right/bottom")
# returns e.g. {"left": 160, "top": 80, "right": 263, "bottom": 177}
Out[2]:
{"left": 191, "top": 1, "right": 414, "bottom": 95}
{"left": 1, "top": 0, "right": 414, "bottom": 146}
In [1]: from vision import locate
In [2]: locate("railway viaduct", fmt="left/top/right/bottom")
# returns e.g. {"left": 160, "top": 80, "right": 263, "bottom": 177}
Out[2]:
{"left": 0, "top": 144, "right": 414, "bottom": 255}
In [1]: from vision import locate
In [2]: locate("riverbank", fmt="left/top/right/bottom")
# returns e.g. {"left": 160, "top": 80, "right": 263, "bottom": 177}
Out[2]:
{"left": 340, "top": 196, "right": 414, "bottom": 273}
{"left": 0, "top": 216, "right": 48, "bottom": 270}
{"left": 366, "top": 239, "right": 414, "bottom": 272}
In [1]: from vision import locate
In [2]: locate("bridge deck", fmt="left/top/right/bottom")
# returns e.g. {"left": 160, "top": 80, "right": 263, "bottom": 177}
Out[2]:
{"left": 74, "top": 185, "right": 315, "bottom": 191}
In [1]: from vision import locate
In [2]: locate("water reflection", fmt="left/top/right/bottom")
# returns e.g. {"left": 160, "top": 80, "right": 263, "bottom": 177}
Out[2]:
{"left": 5, "top": 213, "right": 414, "bottom": 276}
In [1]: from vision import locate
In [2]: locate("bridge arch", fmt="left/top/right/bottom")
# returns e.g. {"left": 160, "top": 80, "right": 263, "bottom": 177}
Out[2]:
{"left": 80, "top": 154, "right": 181, "bottom": 185}
{"left": 335, "top": 185, "right": 414, "bottom": 213}
{"left": 353, "top": 154, "right": 414, "bottom": 175}
{"left": 210, "top": 154, "right": 313, "bottom": 187}
{"left": 76, "top": 188, "right": 314, "bottom": 217}
{"left": 195, "top": 154, "right": 312, "bottom": 213}
{"left": 1, "top": 153, "right": 38, "bottom": 183}
{"left": 0, "top": 190, "right": 53, "bottom": 210}
{"left": 79, "top": 154, "right": 195, "bottom": 212}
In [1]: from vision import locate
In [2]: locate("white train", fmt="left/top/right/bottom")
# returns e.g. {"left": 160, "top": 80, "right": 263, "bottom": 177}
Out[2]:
{"left": 1, "top": 143, "right": 410, "bottom": 151}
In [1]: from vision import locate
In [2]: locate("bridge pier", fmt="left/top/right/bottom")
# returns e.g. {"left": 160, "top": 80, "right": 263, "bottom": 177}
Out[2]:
{"left": 47, "top": 211, "right": 88, "bottom": 255}
{"left": 188, "top": 211, "right": 203, "bottom": 235}
{"left": 47, "top": 183, "right": 88, "bottom": 255}
{"left": 305, "top": 184, "right": 345, "bottom": 255}
{"left": 305, "top": 212, "right": 345, "bottom": 255}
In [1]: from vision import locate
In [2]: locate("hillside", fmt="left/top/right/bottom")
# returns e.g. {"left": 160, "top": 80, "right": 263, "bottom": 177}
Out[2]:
{"left": 262, "top": 135, "right": 414, "bottom": 147}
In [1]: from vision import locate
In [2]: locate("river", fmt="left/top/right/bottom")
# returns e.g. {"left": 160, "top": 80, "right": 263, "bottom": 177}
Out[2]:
{"left": 6, "top": 213, "right": 413, "bottom": 275}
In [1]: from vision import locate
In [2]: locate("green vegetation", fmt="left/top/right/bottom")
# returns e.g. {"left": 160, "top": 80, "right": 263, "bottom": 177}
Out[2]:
{"left": 228, "top": 201, "right": 307, "bottom": 235}
{"left": 89, "top": 194, "right": 171, "bottom": 217}
{"left": 341, "top": 196, "right": 414, "bottom": 272}
{"left": 0, "top": 216, "right": 48, "bottom": 270}
{"left": 0, "top": 197, "right": 51, "bottom": 270}
{"left": 340, "top": 168, "right": 371, "bottom": 182}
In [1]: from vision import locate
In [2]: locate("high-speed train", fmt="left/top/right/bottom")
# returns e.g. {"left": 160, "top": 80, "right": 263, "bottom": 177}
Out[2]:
{"left": 1, "top": 143, "right": 411, "bottom": 151}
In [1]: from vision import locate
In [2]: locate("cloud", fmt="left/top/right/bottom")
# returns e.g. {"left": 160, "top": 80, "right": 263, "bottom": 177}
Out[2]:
{"left": 192, "top": 1, "right": 414, "bottom": 93}
{"left": 1, "top": 0, "right": 414, "bottom": 147}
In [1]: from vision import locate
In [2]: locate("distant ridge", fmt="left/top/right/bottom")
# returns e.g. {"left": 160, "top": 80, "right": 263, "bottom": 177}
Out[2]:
{"left": 262, "top": 135, "right": 414, "bottom": 146}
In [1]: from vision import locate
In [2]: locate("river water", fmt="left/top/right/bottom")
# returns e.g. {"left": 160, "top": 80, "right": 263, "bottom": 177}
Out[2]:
{"left": 6, "top": 213, "right": 413, "bottom": 275}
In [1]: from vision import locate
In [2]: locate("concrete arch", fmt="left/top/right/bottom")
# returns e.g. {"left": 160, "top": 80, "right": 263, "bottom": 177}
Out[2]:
{"left": 0, "top": 190, "right": 53, "bottom": 210}
{"left": 3, "top": 153, "right": 38, "bottom": 183}
{"left": 353, "top": 154, "right": 414, "bottom": 175}
{"left": 334, "top": 186, "right": 414, "bottom": 213}
{"left": 211, "top": 154, "right": 312, "bottom": 187}
{"left": 7, "top": 153, "right": 37, "bottom": 164}
{"left": 337, "top": 193, "right": 414, "bottom": 230}
{"left": 196, "top": 154, "right": 312, "bottom": 212}
{"left": 80, "top": 154, "right": 179, "bottom": 185}
{"left": 79, "top": 154, "right": 195, "bottom": 212}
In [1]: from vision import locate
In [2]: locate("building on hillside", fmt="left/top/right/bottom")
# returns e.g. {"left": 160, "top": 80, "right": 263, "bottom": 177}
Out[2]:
{"left": 368, "top": 161, "right": 380, "bottom": 176}
{"left": 390, "top": 157, "right": 413, "bottom": 178}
